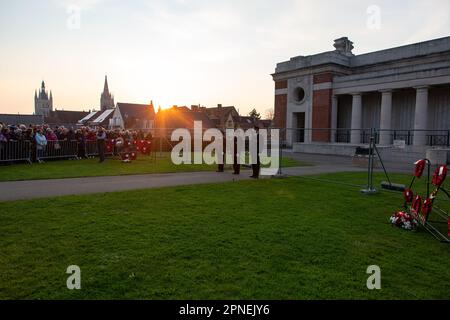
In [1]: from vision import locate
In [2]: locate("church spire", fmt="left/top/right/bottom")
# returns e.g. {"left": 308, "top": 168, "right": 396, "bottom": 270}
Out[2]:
{"left": 103, "top": 75, "right": 109, "bottom": 93}
{"left": 100, "top": 75, "right": 114, "bottom": 111}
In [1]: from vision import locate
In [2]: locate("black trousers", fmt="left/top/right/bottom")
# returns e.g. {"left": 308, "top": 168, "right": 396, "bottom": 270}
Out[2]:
{"left": 251, "top": 158, "right": 260, "bottom": 177}
{"left": 233, "top": 163, "right": 240, "bottom": 174}
{"left": 97, "top": 140, "right": 106, "bottom": 162}
{"left": 217, "top": 152, "right": 225, "bottom": 172}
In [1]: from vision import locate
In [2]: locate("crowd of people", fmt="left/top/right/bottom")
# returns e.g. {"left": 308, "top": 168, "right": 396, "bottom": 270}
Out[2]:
{"left": 0, "top": 122, "right": 153, "bottom": 143}
{"left": 0, "top": 122, "right": 153, "bottom": 163}
{"left": 1, "top": 121, "right": 261, "bottom": 177}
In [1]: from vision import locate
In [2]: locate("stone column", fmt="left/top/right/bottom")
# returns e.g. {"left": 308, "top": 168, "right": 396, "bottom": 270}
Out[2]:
{"left": 350, "top": 93, "right": 362, "bottom": 144}
{"left": 331, "top": 95, "right": 338, "bottom": 143}
{"left": 413, "top": 86, "right": 429, "bottom": 146}
{"left": 379, "top": 90, "right": 393, "bottom": 145}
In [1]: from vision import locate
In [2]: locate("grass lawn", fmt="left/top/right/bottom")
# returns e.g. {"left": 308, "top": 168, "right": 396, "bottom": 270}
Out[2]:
{"left": 0, "top": 172, "right": 449, "bottom": 300}
{"left": 0, "top": 153, "right": 306, "bottom": 182}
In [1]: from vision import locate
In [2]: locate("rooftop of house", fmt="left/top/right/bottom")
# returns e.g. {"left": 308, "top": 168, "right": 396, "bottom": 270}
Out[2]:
{"left": 156, "top": 106, "right": 216, "bottom": 129}
{"left": 117, "top": 103, "right": 156, "bottom": 120}
{"left": 0, "top": 114, "right": 44, "bottom": 126}
{"left": 45, "top": 110, "right": 90, "bottom": 124}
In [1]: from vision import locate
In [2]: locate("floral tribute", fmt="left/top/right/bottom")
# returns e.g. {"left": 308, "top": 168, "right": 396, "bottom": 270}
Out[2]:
{"left": 390, "top": 211, "right": 418, "bottom": 230}
{"left": 390, "top": 160, "right": 448, "bottom": 232}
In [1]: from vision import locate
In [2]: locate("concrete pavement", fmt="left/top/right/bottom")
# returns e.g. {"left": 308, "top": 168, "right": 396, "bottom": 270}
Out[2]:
{"left": 0, "top": 165, "right": 366, "bottom": 202}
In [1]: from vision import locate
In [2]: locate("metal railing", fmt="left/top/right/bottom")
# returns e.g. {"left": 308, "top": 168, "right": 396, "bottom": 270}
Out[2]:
{"left": 0, "top": 140, "right": 32, "bottom": 163}
{"left": 37, "top": 140, "right": 78, "bottom": 161}
{"left": 284, "top": 128, "right": 450, "bottom": 147}
{"left": 0, "top": 138, "right": 154, "bottom": 165}
{"left": 85, "top": 140, "right": 116, "bottom": 157}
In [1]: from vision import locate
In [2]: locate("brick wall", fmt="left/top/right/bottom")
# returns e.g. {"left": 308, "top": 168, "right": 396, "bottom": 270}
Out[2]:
{"left": 275, "top": 80, "right": 288, "bottom": 90}
{"left": 311, "top": 73, "right": 334, "bottom": 142}
{"left": 274, "top": 94, "right": 287, "bottom": 129}
{"left": 312, "top": 89, "right": 332, "bottom": 142}
{"left": 313, "top": 73, "right": 333, "bottom": 84}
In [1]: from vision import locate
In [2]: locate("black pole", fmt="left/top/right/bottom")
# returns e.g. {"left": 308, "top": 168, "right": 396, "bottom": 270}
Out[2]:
{"left": 278, "top": 128, "right": 283, "bottom": 175}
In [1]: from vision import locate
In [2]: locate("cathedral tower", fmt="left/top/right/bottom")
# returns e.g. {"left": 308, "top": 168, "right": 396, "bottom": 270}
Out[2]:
{"left": 34, "top": 81, "right": 53, "bottom": 116}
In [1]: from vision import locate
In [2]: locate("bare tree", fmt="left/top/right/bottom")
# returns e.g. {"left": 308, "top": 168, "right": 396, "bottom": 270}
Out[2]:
{"left": 265, "top": 108, "right": 274, "bottom": 120}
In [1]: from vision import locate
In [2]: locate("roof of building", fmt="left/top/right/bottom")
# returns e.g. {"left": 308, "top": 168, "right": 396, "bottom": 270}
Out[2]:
{"left": 156, "top": 107, "right": 216, "bottom": 129}
{"left": 200, "top": 105, "right": 238, "bottom": 121}
{"left": 117, "top": 103, "right": 156, "bottom": 120}
{"left": 0, "top": 114, "right": 44, "bottom": 125}
{"left": 275, "top": 36, "right": 450, "bottom": 74}
{"left": 236, "top": 116, "right": 272, "bottom": 129}
{"left": 78, "top": 111, "right": 101, "bottom": 124}
{"left": 45, "top": 110, "right": 90, "bottom": 125}
{"left": 91, "top": 109, "right": 115, "bottom": 125}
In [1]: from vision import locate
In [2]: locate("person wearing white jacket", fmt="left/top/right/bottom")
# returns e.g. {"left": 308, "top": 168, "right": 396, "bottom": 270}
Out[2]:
{"left": 35, "top": 129, "right": 47, "bottom": 163}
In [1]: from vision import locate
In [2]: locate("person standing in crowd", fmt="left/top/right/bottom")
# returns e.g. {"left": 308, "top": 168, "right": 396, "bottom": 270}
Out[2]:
{"left": 45, "top": 128, "right": 57, "bottom": 142}
{"left": 67, "top": 127, "right": 75, "bottom": 141}
{"left": 35, "top": 129, "right": 47, "bottom": 163}
{"left": 250, "top": 126, "right": 261, "bottom": 179}
{"left": 97, "top": 127, "right": 107, "bottom": 163}
{"left": 76, "top": 128, "right": 87, "bottom": 159}
{"left": 145, "top": 131, "right": 153, "bottom": 142}
{"left": 0, "top": 125, "right": 8, "bottom": 143}
{"left": 0, "top": 125, "right": 6, "bottom": 161}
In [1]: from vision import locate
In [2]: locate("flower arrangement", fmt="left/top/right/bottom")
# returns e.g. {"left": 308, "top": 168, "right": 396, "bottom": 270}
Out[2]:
{"left": 390, "top": 211, "right": 418, "bottom": 231}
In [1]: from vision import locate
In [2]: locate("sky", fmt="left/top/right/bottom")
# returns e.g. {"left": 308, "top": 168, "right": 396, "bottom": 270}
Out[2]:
{"left": 0, "top": 0, "right": 449, "bottom": 116}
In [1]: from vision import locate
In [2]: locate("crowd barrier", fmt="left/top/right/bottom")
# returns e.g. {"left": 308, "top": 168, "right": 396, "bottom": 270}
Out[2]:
{"left": 0, "top": 140, "right": 32, "bottom": 163}
{"left": 37, "top": 140, "right": 78, "bottom": 161}
{"left": 85, "top": 140, "right": 104, "bottom": 157}
{"left": 84, "top": 139, "right": 152, "bottom": 157}
{"left": 0, "top": 139, "right": 154, "bottom": 164}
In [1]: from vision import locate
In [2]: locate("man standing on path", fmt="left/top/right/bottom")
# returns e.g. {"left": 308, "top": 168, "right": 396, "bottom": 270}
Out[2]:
{"left": 217, "top": 131, "right": 226, "bottom": 173}
{"left": 233, "top": 125, "right": 242, "bottom": 175}
{"left": 250, "top": 126, "right": 260, "bottom": 179}
{"left": 97, "top": 127, "right": 107, "bottom": 163}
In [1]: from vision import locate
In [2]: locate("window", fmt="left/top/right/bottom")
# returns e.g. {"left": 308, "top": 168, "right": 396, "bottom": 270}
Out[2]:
{"left": 294, "top": 87, "right": 306, "bottom": 103}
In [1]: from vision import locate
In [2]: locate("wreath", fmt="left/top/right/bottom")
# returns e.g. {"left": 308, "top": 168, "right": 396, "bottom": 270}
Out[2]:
{"left": 390, "top": 211, "right": 418, "bottom": 231}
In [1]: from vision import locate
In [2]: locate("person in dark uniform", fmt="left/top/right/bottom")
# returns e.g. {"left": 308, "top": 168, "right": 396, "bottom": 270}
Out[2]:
{"left": 97, "top": 127, "right": 107, "bottom": 163}
{"left": 233, "top": 125, "right": 241, "bottom": 175}
{"left": 216, "top": 132, "right": 226, "bottom": 172}
{"left": 250, "top": 125, "right": 260, "bottom": 179}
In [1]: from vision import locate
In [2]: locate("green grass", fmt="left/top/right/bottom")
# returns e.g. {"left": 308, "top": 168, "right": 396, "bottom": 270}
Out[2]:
{"left": 0, "top": 153, "right": 306, "bottom": 182}
{"left": 0, "top": 172, "right": 448, "bottom": 300}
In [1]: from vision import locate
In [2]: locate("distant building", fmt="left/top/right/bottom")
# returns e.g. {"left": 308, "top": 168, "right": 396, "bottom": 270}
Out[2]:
{"left": 110, "top": 102, "right": 156, "bottom": 130}
{"left": 155, "top": 105, "right": 216, "bottom": 137}
{"left": 191, "top": 104, "right": 272, "bottom": 130}
{"left": 237, "top": 116, "right": 272, "bottom": 130}
{"left": 100, "top": 76, "right": 115, "bottom": 111}
{"left": 34, "top": 81, "right": 53, "bottom": 116}
{"left": 272, "top": 36, "right": 450, "bottom": 158}
{"left": 192, "top": 104, "right": 240, "bottom": 129}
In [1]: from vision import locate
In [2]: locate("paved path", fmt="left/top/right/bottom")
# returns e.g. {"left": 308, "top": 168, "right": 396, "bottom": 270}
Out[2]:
{"left": 284, "top": 151, "right": 413, "bottom": 174}
{"left": 0, "top": 165, "right": 365, "bottom": 202}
